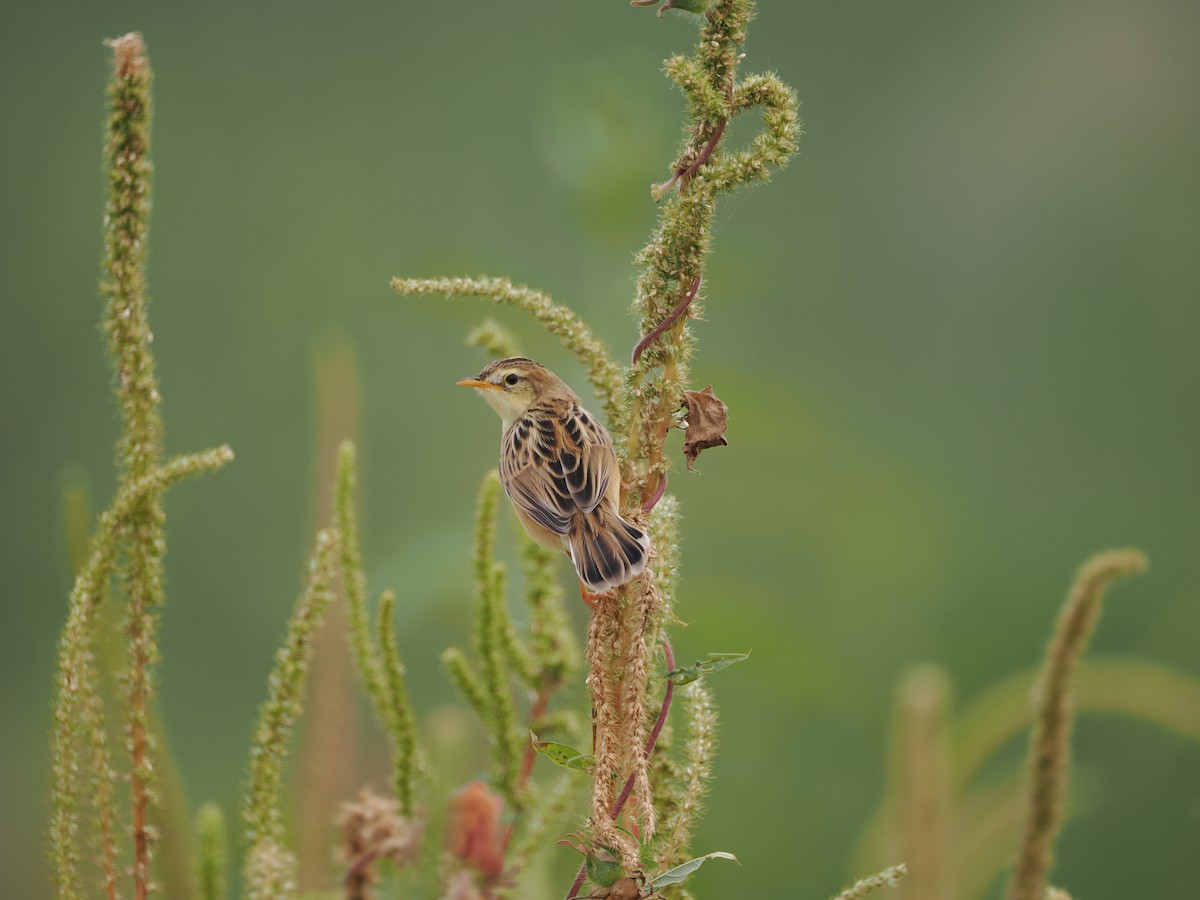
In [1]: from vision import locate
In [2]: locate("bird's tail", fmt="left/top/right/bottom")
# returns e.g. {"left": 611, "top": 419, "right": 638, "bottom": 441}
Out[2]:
{"left": 568, "top": 507, "right": 650, "bottom": 594}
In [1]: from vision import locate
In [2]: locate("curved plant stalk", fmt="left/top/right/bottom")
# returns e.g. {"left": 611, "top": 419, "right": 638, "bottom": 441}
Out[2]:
{"left": 376, "top": 590, "right": 419, "bottom": 816}
{"left": 1006, "top": 549, "right": 1147, "bottom": 900}
{"left": 852, "top": 653, "right": 1200, "bottom": 885}
{"left": 390, "top": 275, "right": 624, "bottom": 423}
{"left": 830, "top": 864, "right": 909, "bottom": 900}
{"left": 49, "top": 449, "right": 232, "bottom": 899}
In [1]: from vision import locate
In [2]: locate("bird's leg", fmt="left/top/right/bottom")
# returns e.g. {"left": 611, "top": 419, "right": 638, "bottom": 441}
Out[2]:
{"left": 579, "top": 580, "right": 608, "bottom": 608}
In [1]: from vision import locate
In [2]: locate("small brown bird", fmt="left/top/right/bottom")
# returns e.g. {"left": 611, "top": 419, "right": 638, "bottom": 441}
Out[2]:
{"left": 458, "top": 357, "right": 649, "bottom": 597}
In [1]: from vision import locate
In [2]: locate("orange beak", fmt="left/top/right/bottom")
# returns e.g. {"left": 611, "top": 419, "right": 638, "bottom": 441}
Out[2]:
{"left": 457, "top": 378, "right": 502, "bottom": 391}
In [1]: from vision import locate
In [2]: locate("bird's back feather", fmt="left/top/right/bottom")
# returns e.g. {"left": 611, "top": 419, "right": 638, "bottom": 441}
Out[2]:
{"left": 499, "top": 395, "right": 648, "bottom": 592}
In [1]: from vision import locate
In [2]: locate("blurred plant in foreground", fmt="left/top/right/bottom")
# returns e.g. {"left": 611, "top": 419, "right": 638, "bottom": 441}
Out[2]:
{"left": 853, "top": 549, "right": 1200, "bottom": 900}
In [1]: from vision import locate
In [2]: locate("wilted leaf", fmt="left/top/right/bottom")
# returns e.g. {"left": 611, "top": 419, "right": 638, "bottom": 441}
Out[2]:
{"left": 530, "top": 734, "right": 594, "bottom": 771}
{"left": 667, "top": 651, "right": 751, "bottom": 686}
{"left": 649, "top": 851, "right": 739, "bottom": 890}
{"left": 681, "top": 385, "right": 729, "bottom": 471}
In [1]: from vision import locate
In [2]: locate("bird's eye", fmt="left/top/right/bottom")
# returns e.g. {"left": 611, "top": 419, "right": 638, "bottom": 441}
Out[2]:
{"left": 504, "top": 373, "right": 520, "bottom": 386}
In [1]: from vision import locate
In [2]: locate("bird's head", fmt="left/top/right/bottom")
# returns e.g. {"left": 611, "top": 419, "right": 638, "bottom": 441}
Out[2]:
{"left": 457, "top": 357, "right": 570, "bottom": 429}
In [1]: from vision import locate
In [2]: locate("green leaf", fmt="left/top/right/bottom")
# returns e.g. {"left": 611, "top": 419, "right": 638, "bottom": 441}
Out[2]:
{"left": 586, "top": 853, "right": 625, "bottom": 889}
{"left": 632, "top": 0, "right": 712, "bottom": 14}
{"left": 667, "top": 652, "right": 751, "bottom": 686}
{"left": 530, "top": 733, "right": 594, "bottom": 771}
{"left": 649, "top": 852, "right": 739, "bottom": 890}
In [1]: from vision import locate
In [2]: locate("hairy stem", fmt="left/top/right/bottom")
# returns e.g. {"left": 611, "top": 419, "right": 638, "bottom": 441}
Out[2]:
{"left": 377, "top": 590, "right": 419, "bottom": 816}
{"left": 563, "top": 3, "right": 797, "bottom": 895}
{"left": 567, "top": 635, "right": 679, "bottom": 896}
{"left": 49, "top": 449, "right": 233, "bottom": 898}
{"left": 613, "top": 636, "right": 676, "bottom": 821}
{"left": 472, "top": 472, "right": 524, "bottom": 806}
{"left": 336, "top": 442, "right": 390, "bottom": 727}
{"left": 831, "top": 864, "right": 909, "bottom": 900}
{"left": 102, "top": 32, "right": 165, "bottom": 900}
{"left": 631, "top": 276, "right": 701, "bottom": 366}
{"left": 243, "top": 530, "right": 338, "bottom": 853}
{"left": 1005, "top": 549, "right": 1147, "bottom": 900}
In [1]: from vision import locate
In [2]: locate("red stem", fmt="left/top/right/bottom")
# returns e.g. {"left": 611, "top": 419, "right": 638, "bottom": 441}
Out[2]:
{"left": 566, "top": 865, "right": 589, "bottom": 900}
{"left": 501, "top": 687, "right": 553, "bottom": 855}
{"left": 610, "top": 636, "right": 675, "bottom": 818}
{"left": 631, "top": 276, "right": 702, "bottom": 365}
{"left": 636, "top": 109, "right": 728, "bottom": 365}
{"left": 641, "top": 472, "right": 667, "bottom": 514}
{"left": 680, "top": 117, "right": 727, "bottom": 184}
{"left": 653, "top": 115, "right": 728, "bottom": 201}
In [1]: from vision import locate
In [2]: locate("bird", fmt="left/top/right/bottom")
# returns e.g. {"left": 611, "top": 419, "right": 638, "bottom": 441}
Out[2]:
{"left": 457, "top": 357, "right": 649, "bottom": 600}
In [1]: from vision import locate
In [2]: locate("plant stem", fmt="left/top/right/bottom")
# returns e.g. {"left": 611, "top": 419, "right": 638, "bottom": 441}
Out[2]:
{"left": 611, "top": 636, "right": 676, "bottom": 819}
{"left": 1005, "top": 549, "right": 1147, "bottom": 900}
{"left": 49, "top": 449, "right": 232, "bottom": 899}
{"left": 102, "top": 32, "right": 164, "bottom": 900}
{"left": 501, "top": 687, "right": 554, "bottom": 856}
{"left": 565, "top": 637, "right": 676, "bottom": 898}
{"left": 631, "top": 276, "right": 701, "bottom": 365}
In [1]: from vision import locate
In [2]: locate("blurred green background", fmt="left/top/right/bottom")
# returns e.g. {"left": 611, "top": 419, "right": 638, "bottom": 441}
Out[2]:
{"left": 3, "top": 1, "right": 1199, "bottom": 897}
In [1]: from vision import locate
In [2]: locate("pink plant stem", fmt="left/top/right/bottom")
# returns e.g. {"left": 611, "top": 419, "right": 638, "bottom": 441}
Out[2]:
{"left": 635, "top": 112, "right": 729, "bottom": 369}
{"left": 566, "top": 864, "right": 589, "bottom": 900}
{"left": 652, "top": 114, "right": 728, "bottom": 199}
{"left": 564, "top": 637, "right": 677, "bottom": 899}
{"left": 680, "top": 117, "right": 727, "bottom": 183}
{"left": 641, "top": 471, "right": 667, "bottom": 514}
{"left": 611, "top": 636, "right": 676, "bottom": 817}
{"left": 500, "top": 687, "right": 552, "bottom": 855}
{"left": 631, "top": 276, "right": 702, "bottom": 365}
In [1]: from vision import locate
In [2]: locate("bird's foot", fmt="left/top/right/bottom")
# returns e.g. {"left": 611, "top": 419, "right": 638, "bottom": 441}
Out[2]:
{"left": 579, "top": 581, "right": 610, "bottom": 609}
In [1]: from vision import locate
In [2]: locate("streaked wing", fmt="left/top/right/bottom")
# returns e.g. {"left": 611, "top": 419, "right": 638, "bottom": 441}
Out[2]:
{"left": 500, "top": 402, "right": 615, "bottom": 537}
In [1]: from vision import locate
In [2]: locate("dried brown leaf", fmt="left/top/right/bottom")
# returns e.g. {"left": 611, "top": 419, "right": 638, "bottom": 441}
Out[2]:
{"left": 681, "top": 385, "right": 729, "bottom": 471}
